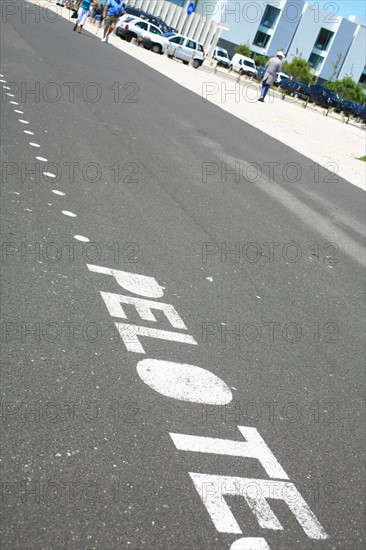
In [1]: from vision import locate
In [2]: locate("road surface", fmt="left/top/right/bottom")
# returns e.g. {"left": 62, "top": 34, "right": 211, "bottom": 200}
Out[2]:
{"left": 1, "top": 3, "right": 365, "bottom": 549}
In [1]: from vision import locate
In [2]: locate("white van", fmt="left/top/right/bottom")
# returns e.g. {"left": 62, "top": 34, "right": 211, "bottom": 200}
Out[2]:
{"left": 211, "top": 47, "right": 231, "bottom": 68}
{"left": 230, "top": 54, "right": 257, "bottom": 77}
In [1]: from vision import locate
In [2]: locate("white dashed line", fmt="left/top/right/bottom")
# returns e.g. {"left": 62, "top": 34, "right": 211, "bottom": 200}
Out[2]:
{"left": 24, "top": 130, "right": 34, "bottom": 135}
{"left": 3, "top": 86, "right": 11, "bottom": 90}
{"left": 43, "top": 172, "right": 56, "bottom": 178}
{"left": 14, "top": 110, "right": 24, "bottom": 114}
{"left": 6, "top": 93, "right": 15, "bottom": 97}
{"left": 74, "top": 235, "right": 90, "bottom": 242}
{"left": 0, "top": 79, "right": 6, "bottom": 82}
{"left": 52, "top": 190, "right": 66, "bottom": 196}
{"left": 36, "top": 156, "right": 48, "bottom": 162}
{"left": 62, "top": 211, "right": 77, "bottom": 217}
{"left": 19, "top": 119, "right": 29, "bottom": 124}
{"left": 10, "top": 101, "right": 19, "bottom": 105}
{"left": 29, "top": 143, "right": 40, "bottom": 147}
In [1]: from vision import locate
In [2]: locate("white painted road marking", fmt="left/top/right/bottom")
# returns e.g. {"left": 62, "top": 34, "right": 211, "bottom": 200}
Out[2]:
{"left": 100, "top": 292, "right": 188, "bottom": 330}
{"left": 29, "top": 143, "right": 40, "bottom": 147}
{"left": 52, "top": 190, "right": 66, "bottom": 196}
{"left": 36, "top": 156, "right": 48, "bottom": 162}
{"left": 62, "top": 210, "right": 77, "bottom": 217}
{"left": 88, "top": 265, "right": 329, "bottom": 546}
{"left": 114, "top": 322, "right": 197, "bottom": 354}
{"left": 74, "top": 235, "right": 90, "bottom": 242}
{"left": 189, "top": 473, "right": 328, "bottom": 539}
{"left": 18, "top": 119, "right": 29, "bottom": 124}
{"left": 87, "top": 264, "right": 165, "bottom": 298}
{"left": 137, "top": 359, "right": 232, "bottom": 404}
{"left": 230, "top": 538, "right": 270, "bottom": 549}
{"left": 170, "top": 426, "right": 289, "bottom": 479}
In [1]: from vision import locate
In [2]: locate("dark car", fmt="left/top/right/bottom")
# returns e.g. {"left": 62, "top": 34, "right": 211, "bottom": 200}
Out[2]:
{"left": 124, "top": 5, "right": 146, "bottom": 18}
{"left": 340, "top": 100, "right": 364, "bottom": 117}
{"left": 254, "top": 66, "right": 266, "bottom": 81}
{"left": 309, "top": 84, "right": 339, "bottom": 108}
{"left": 123, "top": 6, "right": 172, "bottom": 33}
{"left": 284, "top": 81, "right": 311, "bottom": 101}
{"left": 357, "top": 108, "right": 366, "bottom": 123}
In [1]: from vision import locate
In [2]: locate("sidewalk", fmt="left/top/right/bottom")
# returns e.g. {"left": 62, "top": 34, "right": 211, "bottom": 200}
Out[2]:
{"left": 28, "top": 2, "right": 366, "bottom": 190}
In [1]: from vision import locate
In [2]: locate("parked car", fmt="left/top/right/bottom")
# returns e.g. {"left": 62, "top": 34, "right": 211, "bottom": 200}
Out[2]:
{"left": 254, "top": 66, "right": 266, "bottom": 81}
{"left": 166, "top": 36, "right": 204, "bottom": 67}
{"left": 357, "top": 107, "right": 366, "bottom": 123}
{"left": 280, "top": 80, "right": 311, "bottom": 101}
{"left": 119, "top": 5, "right": 172, "bottom": 32}
{"left": 116, "top": 18, "right": 163, "bottom": 42}
{"left": 274, "top": 72, "right": 290, "bottom": 87}
{"left": 139, "top": 31, "right": 176, "bottom": 54}
{"left": 309, "top": 84, "right": 339, "bottom": 108}
{"left": 230, "top": 54, "right": 257, "bottom": 77}
{"left": 211, "top": 47, "right": 231, "bottom": 68}
{"left": 339, "top": 100, "right": 364, "bottom": 117}
{"left": 139, "top": 32, "right": 204, "bottom": 68}
{"left": 116, "top": 14, "right": 139, "bottom": 30}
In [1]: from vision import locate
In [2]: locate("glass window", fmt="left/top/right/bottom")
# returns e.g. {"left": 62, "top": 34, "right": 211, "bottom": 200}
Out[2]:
{"left": 253, "top": 31, "right": 270, "bottom": 48}
{"left": 169, "top": 36, "right": 184, "bottom": 45}
{"left": 314, "top": 28, "right": 334, "bottom": 51}
{"left": 308, "top": 53, "right": 324, "bottom": 70}
{"left": 260, "top": 5, "right": 280, "bottom": 29}
{"left": 150, "top": 26, "right": 161, "bottom": 35}
{"left": 136, "top": 22, "right": 148, "bottom": 30}
{"left": 186, "top": 40, "right": 197, "bottom": 49}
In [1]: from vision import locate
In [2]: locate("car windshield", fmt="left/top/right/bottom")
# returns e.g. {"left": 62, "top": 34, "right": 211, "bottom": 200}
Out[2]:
{"left": 218, "top": 50, "right": 228, "bottom": 58}
{"left": 244, "top": 60, "right": 254, "bottom": 67}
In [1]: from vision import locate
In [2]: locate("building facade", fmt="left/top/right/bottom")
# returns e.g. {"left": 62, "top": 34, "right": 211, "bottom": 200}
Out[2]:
{"left": 220, "top": 0, "right": 366, "bottom": 84}
{"left": 124, "top": 0, "right": 230, "bottom": 52}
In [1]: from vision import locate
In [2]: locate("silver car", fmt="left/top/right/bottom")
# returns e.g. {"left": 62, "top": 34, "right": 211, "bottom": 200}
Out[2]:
{"left": 167, "top": 35, "right": 204, "bottom": 68}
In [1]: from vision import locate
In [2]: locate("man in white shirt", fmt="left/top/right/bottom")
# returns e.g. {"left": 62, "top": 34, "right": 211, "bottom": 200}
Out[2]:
{"left": 258, "top": 51, "right": 284, "bottom": 103}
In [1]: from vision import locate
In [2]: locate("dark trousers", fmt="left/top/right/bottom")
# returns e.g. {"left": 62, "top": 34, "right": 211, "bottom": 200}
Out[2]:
{"left": 260, "top": 78, "right": 271, "bottom": 99}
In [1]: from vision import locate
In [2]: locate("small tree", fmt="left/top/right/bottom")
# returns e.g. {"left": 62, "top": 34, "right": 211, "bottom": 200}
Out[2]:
{"left": 328, "top": 53, "right": 343, "bottom": 82}
{"left": 235, "top": 42, "right": 252, "bottom": 57}
{"left": 282, "top": 57, "right": 313, "bottom": 84}
{"left": 254, "top": 54, "right": 268, "bottom": 67}
{"left": 326, "top": 76, "right": 366, "bottom": 104}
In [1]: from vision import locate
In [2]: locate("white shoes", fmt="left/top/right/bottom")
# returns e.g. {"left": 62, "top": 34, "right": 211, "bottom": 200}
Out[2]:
{"left": 101, "top": 35, "right": 109, "bottom": 43}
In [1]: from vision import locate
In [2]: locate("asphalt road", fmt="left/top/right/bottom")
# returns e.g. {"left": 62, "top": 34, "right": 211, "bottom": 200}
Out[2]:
{"left": 1, "top": 3, "right": 365, "bottom": 549}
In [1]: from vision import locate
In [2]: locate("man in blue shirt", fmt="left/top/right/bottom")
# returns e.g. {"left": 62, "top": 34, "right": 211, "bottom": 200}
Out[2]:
{"left": 101, "top": 0, "right": 124, "bottom": 43}
{"left": 73, "top": 0, "right": 98, "bottom": 33}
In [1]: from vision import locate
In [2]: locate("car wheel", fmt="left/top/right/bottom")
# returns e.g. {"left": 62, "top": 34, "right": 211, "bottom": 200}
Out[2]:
{"left": 125, "top": 32, "right": 134, "bottom": 43}
{"left": 152, "top": 44, "right": 162, "bottom": 54}
{"left": 182, "top": 60, "right": 189, "bottom": 65}
{"left": 192, "top": 59, "right": 200, "bottom": 69}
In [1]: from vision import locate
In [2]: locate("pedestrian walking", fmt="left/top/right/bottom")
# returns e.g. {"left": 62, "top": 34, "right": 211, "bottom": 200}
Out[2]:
{"left": 101, "top": 0, "right": 124, "bottom": 43}
{"left": 73, "top": 0, "right": 97, "bottom": 33}
{"left": 258, "top": 51, "right": 285, "bottom": 102}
